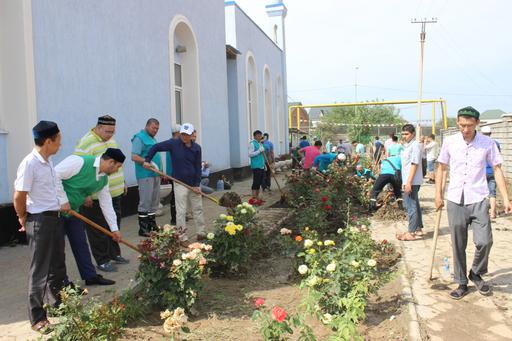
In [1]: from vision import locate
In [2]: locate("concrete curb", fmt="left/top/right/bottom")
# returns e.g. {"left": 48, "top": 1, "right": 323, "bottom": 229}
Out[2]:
{"left": 397, "top": 238, "right": 424, "bottom": 341}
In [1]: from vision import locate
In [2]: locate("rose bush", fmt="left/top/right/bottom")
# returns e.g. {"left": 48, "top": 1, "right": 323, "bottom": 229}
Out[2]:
{"left": 136, "top": 225, "right": 210, "bottom": 312}
{"left": 206, "top": 202, "right": 264, "bottom": 276}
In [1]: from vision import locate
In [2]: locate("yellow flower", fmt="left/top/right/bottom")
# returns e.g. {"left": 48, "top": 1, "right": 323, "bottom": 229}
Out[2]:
{"left": 324, "top": 240, "right": 335, "bottom": 247}
{"left": 226, "top": 215, "right": 234, "bottom": 222}
{"left": 224, "top": 224, "right": 237, "bottom": 235}
{"left": 307, "top": 248, "right": 316, "bottom": 255}
{"left": 317, "top": 241, "right": 323, "bottom": 246}
{"left": 236, "top": 224, "right": 243, "bottom": 231}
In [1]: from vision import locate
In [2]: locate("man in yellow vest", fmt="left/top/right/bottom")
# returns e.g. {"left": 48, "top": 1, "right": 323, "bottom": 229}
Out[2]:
{"left": 74, "top": 115, "right": 128, "bottom": 272}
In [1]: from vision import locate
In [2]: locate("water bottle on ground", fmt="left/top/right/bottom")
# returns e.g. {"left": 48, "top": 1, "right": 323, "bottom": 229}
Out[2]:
{"left": 216, "top": 179, "right": 224, "bottom": 191}
{"left": 442, "top": 257, "right": 450, "bottom": 280}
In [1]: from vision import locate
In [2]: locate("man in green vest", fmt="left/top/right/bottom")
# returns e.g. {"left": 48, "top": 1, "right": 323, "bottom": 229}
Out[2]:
{"left": 131, "top": 118, "right": 162, "bottom": 236}
{"left": 55, "top": 148, "right": 125, "bottom": 286}
{"left": 74, "top": 115, "right": 128, "bottom": 272}
{"left": 248, "top": 130, "right": 265, "bottom": 205}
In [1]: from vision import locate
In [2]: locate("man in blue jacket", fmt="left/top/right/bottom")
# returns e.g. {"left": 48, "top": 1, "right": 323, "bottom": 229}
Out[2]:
{"left": 144, "top": 123, "right": 204, "bottom": 242}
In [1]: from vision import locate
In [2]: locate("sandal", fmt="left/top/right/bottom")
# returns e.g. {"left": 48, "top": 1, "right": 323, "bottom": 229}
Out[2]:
{"left": 415, "top": 229, "right": 424, "bottom": 237}
{"left": 396, "top": 232, "right": 421, "bottom": 241}
{"left": 31, "top": 319, "right": 53, "bottom": 335}
{"left": 449, "top": 285, "right": 469, "bottom": 300}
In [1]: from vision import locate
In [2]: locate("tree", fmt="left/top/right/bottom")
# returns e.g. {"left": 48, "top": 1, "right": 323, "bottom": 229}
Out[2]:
{"left": 314, "top": 103, "right": 404, "bottom": 143}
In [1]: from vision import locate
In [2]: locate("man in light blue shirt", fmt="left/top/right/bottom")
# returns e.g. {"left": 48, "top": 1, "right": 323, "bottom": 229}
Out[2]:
{"left": 397, "top": 124, "right": 424, "bottom": 240}
{"left": 370, "top": 155, "right": 402, "bottom": 211}
{"left": 386, "top": 135, "right": 404, "bottom": 157}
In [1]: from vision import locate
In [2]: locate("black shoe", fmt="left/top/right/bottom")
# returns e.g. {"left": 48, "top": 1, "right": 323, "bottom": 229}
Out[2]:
{"left": 449, "top": 284, "right": 469, "bottom": 300}
{"left": 170, "top": 219, "right": 177, "bottom": 225}
{"left": 138, "top": 212, "right": 151, "bottom": 236}
{"left": 469, "top": 270, "right": 491, "bottom": 295}
{"left": 147, "top": 213, "right": 158, "bottom": 231}
{"left": 85, "top": 274, "right": 115, "bottom": 286}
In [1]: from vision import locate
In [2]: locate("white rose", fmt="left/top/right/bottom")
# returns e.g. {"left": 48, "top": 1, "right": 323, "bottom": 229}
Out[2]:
{"left": 367, "top": 259, "right": 377, "bottom": 267}
{"left": 322, "top": 313, "right": 333, "bottom": 324}
{"left": 207, "top": 232, "right": 215, "bottom": 240}
{"left": 219, "top": 214, "right": 227, "bottom": 219}
{"left": 204, "top": 244, "right": 213, "bottom": 251}
{"left": 173, "top": 259, "right": 182, "bottom": 267}
{"left": 304, "top": 239, "right": 313, "bottom": 248}
{"left": 351, "top": 260, "right": 360, "bottom": 268}
{"left": 326, "top": 263, "right": 336, "bottom": 272}
{"left": 350, "top": 226, "right": 359, "bottom": 233}
{"left": 306, "top": 275, "right": 319, "bottom": 287}
{"left": 337, "top": 228, "right": 343, "bottom": 234}
{"left": 237, "top": 204, "right": 242, "bottom": 209}
{"left": 280, "top": 228, "right": 292, "bottom": 235}
{"left": 241, "top": 209, "right": 248, "bottom": 214}
{"left": 243, "top": 202, "right": 250, "bottom": 208}
{"left": 298, "top": 264, "right": 308, "bottom": 275}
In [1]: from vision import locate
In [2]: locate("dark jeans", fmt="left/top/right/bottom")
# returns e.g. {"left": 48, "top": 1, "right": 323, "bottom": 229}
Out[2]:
{"left": 251, "top": 168, "right": 265, "bottom": 190}
{"left": 80, "top": 196, "right": 122, "bottom": 265}
{"left": 63, "top": 216, "right": 97, "bottom": 280}
{"left": 26, "top": 214, "right": 66, "bottom": 325}
{"left": 371, "top": 174, "right": 402, "bottom": 200}
{"left": 170, "top": 181, "right": 177, "bottom": 224}
{"left": 404, "top": 185, "right": 423, "bottom": 233}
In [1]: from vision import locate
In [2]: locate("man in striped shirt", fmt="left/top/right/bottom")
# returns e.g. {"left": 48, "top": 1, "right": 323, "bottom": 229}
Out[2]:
{"left": 74, "top": 115, "right": 129, "bottom": 272}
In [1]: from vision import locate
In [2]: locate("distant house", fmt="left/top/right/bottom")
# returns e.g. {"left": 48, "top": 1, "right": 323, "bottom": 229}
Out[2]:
{"left": 308, "top": 108, "right": 329, "bottom": 127}
{"left": 480, "top": 109, "right": 507, "bottom": 124}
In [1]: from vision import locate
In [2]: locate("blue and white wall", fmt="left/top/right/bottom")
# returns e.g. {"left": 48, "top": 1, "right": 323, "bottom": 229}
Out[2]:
{"left": 225, "top": 1, "right": 288, "bottom": 168}
{"left": 29, "top": 0, "right": 230, "bottom": 187}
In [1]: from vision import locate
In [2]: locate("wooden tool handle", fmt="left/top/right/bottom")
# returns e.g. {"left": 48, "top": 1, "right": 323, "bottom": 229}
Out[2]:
{"left": 148, "top": 167, "right": 220, "bottom": 205}
{"left": 262, "top": 149, "right": 284, "bottom": 194}
{"left": 69, "top": 210, "right": 141, "bottom": 254}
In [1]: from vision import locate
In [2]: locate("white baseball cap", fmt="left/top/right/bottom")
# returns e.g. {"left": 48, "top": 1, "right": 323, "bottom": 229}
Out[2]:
{"left": 481, "top": 126, "right": 491, "bottom": 134}
{"left": 180, "top": 123, "right": 195, "bottom": 135}
{"left": 337, "top": 153, "right": 347, "bottom": 161}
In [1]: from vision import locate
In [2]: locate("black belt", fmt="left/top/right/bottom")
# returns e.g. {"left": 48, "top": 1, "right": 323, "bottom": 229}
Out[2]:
{"left": 28, "top": 211, "right": 61, "bottom": 218}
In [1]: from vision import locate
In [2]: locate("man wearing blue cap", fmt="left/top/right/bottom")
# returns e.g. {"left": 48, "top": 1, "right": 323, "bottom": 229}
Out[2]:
{"left": 14, "top": 121, "right": 65, "bottom": 334}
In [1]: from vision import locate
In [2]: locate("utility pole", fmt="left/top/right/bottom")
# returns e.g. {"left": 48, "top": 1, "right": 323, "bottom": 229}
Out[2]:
{"left": 411, "top": 17, "right": 437, "bottom": 140}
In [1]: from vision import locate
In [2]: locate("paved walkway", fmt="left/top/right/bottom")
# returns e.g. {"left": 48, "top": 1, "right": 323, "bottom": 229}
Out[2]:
{"left": 0, "top": 174, "right": 286, "bottom": 340}
{"left": 372, "top": 182, "right": 512, "bottom": 341}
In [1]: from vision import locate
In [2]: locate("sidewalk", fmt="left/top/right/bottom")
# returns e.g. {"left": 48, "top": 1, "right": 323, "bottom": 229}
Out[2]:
{"left": 0, "top": 175, "right": 286, "bottom": 340}
{"left": 372, "top": 182, "right": 512, "bottom": 341}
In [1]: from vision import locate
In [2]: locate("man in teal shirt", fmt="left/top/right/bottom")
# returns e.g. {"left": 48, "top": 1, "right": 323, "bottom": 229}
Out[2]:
{"left": 131, "top": 118, "right": 162, "bottom": 236}
{"left": 248, "top": 130, "right": 265, "bottom": 205}
{"left": 313, "top": 152, "right": 337, "bottom": 173}
{"left": 369, "top": 155, "right": 402, "bottom": 211}
{"left": 386, "top": 135, "right": 404, "bottom": 157}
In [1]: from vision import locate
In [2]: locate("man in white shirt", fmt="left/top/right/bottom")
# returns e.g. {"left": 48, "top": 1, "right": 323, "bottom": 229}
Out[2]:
{"left": 425, "top": 134, "right": 437, "bottom": 183}
{"left": 13, "top": 121, "right": 65, "bottom": 334}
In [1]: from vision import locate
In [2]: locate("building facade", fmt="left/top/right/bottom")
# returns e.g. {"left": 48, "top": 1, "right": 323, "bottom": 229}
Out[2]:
{"left": 0, "top": 0, "right": 288, "bottom": 243}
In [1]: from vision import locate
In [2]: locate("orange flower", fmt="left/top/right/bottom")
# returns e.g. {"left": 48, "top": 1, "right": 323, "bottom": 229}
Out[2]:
{"left": 295, "top": 235, "right": 303, "bottom": 242}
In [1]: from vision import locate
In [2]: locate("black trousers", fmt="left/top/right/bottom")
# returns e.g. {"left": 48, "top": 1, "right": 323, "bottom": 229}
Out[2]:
{"left": 81, "top": 195, "right": 122, "bottom": 265}
{"left": 262, "top": 162, "right": 272, "bottom": 189}
{"left": 252, "top": 168, "right": 265, "bottom": 190}
{"left": 26, "top": 213, "right": 66, "bottom": 325}
{"left": 371, "top": 174, "right": 402, "bottom": 200}
{"left": 170, "top": 180, "right": 177, "bottom": 223}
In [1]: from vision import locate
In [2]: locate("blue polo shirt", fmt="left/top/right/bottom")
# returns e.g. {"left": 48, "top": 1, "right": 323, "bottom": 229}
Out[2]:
{"left": 299, "top": 140, "right": 310, "bottom": 148}
{"left": 381, "top": 155, "right": 401, "bottom": 176}
{"left": 313, "top": 153, "right": 336, "bottom": 172}
{"left": 146, "top": 138, "right": 202, "bottom": 187}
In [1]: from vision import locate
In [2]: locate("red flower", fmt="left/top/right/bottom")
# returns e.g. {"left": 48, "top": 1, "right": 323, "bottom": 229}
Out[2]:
{"left": 382, "top": 239, "right": 388, "bottom": 244}
{"left": 325, "top": 204, "right": 332, "bottom": 210}
{"left": 255, "top": 297, "right": 265, "bottom": 308}
{"left": 321, "top": 196, "right": 328, "bottom": 202}
{"left": 271, "top": 306, "right": 287, "bottom": 322}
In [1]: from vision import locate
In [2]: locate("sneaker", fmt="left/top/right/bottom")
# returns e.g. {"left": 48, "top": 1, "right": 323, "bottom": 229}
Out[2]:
{"left": 85, "top": 274, "right": 116, "bottom": 286}
{"left": 469, "top": 270, "right": 491, "bottom": 295}
{"left": 97, "top": 262, "right": 117, "bottom": 272}
{"left": 449, "top": 284, "right": 469, "bottom": 300}
{"left": 112, "top": 255, "right": 129, "bottom": 264}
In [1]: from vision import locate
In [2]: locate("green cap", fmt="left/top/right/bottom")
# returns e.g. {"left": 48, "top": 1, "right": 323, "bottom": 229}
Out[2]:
{"left": 457, "top": 106, "right": 480, "bottom": 119}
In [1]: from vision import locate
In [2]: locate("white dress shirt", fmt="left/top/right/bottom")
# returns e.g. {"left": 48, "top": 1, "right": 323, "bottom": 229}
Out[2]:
{"left": 55, "top": 155, "right": 119, "bottom": 232}
{"left": 14, "top": 149, "right": 60, "bottom": 214}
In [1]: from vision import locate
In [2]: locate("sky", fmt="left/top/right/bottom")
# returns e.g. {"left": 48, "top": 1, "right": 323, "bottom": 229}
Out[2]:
{"left": 234, "top": 0, "right": 512, "bottom": 123}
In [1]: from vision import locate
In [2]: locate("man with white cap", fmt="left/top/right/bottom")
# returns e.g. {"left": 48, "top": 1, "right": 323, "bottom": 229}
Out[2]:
{"left": 481, "top": 125, "right": 501, "bottom": 219}
{"left": 144, "top": 123, "right": 205, "bottom": 242}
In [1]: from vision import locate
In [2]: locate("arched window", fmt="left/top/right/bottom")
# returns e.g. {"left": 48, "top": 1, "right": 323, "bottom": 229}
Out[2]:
{"left": 246, "top": 53, "right": 258, "bottom": 137}
{"left": 276, "top": 76, "right": 285, "bottom": 152}
{"left": 169, "top": 16, "right": 201, "bottom": 141}
{"left": 263, "top": 66, "right": 272, "bottom": 135}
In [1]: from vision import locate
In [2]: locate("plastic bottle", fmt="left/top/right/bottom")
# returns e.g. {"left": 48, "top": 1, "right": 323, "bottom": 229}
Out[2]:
{"left": 216, "top": 179, "right": 224, "bottom": 191}
{"left": 443, "top": 257, "right": 450, "bottom": 279}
